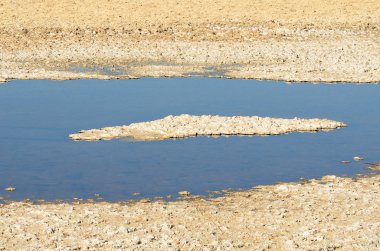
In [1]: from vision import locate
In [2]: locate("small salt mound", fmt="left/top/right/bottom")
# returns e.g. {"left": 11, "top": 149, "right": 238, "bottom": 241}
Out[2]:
{"left": 69, "top": 114, "right": 346, "bottom": 141}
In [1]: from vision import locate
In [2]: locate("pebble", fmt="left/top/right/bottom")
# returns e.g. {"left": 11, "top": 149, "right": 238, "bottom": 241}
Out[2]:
{"left": 178, "top": 191, "right": 191, "bottom": 196}
{"left": 353, "top": 156, "right": 364, "bottom": 161}
{"left": 5, "top": 187, "right": 16, "bottom": 192}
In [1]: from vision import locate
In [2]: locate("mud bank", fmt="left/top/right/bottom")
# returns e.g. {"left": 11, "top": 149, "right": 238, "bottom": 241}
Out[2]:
{"left": 1, "top": 0, "right": 379, "bottom": 82}
{"left": 1, "top": 174, "right": 379, "bottom": 250}
{"left": 69, "top": 114, "right": 346, "bottom": 141}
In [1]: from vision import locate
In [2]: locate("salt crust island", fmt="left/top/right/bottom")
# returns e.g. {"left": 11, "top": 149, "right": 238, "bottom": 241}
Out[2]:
{"left": 69, "top": 114, "right": 346, "bottom": 141}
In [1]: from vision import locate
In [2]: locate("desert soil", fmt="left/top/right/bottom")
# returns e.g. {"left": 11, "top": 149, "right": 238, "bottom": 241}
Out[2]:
{"left": 0, "top": 0, "right": 379, "bottom": 82}
{"left": 69, "top": 114, "right": 346, "bottom": 141}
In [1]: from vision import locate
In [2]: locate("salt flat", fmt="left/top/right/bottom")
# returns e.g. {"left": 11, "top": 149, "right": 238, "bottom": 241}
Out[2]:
{"left": 0, "top": 0, "right": 379, "bottom": 82}
{"left": 1, "top": 175, "right": 379, "bottom": 250}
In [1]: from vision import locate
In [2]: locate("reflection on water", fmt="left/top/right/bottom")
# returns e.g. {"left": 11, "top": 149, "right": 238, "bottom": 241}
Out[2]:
{"left": 0, "top": 78, "right": 379, "bottom": 201}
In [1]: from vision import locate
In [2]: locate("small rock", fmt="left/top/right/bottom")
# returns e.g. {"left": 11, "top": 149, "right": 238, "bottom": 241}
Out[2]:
{"left": 353, "top": 156, "right": 364, "bottom": 161}
{"left": 5, "top": 187, "right": 16, "bottom": 192}
{"left": 276, "top": 185, "right": 288, "bottom": 191}
{"left": 341, "top": 161, "right": 350, "bottom": 164}
{"left": 146, "top": 234, "right": 155, "bottom": 242}
{"left": 367, "top": 163, "right": 380, "bottom": 171}
{"left": 132, "top": 192, "right": 141, "bottom": 196}
{"left": 322, "top": 175, "right": 337, "bottom": 181}
{"left": 178, "top": 191, "right": 191, "bottom": 196}
{"left": 132, "top": 236, "right": 141, "bottom": 245}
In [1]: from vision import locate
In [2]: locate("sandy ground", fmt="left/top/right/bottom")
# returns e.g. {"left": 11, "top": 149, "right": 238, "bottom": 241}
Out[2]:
{"left": 69, "top": 114, "right": 346, "bottom": 141}
{"left": 0, "top": 0, "right": 379, "bottom": 82}
{"left": 1, "top": 174, "right": 379, "bottom": 250}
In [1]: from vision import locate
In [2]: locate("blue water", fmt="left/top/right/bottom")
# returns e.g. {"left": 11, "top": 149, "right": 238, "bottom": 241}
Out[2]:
{"left": 0, "top": 78, "right": 379, "bottom": 201}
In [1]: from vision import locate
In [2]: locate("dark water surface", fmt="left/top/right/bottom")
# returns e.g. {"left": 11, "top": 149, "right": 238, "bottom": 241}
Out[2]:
{"left": 0, "top": 78, "right": 379, "bottom": 201}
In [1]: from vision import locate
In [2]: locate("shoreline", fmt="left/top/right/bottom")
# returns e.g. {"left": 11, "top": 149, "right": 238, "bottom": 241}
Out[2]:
{"left": 1, "top": 171, "right": 377, "bottom": 204}
{"left": 1, "top": 173, "right": 379, "bottom": 249}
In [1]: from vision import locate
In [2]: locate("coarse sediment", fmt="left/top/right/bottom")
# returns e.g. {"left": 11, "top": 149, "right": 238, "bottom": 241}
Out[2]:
{"left": 69, "top": 114, "right": 346, "bottom": 141}
{"left": 1, "top": 174, "right": 379, "bottom": 250}
{"left": 0, "top": 0, "right": 379, "bottom": 82}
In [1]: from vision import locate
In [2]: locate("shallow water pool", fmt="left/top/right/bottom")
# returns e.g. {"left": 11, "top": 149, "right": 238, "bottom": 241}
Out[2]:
{"left": 0, "top": 78, "right": 379, "bottom": 201}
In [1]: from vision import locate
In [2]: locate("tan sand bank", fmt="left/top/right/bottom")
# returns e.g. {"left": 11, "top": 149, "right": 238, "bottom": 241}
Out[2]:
{"left": 69, "top": 114, "right": 346, "bottom": 141}
{"left": 1, "top": 174, "right": 379, "bottom": 250}
{"left": 1, "top": 0, "right": 379, "bottom": 82}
